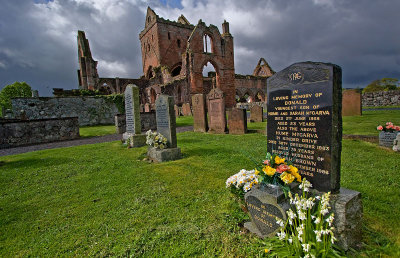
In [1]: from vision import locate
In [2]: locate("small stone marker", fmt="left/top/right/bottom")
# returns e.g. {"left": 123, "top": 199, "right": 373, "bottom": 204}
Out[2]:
{"left": 244, "top": 185, "right": 290, "bottom": 238}
{"left": 32, "top": 90, "right": 39, "bottom": 98}
{"left": 148, "top": 94, "right": 181, "bottom": 162}
{"left": 192, "top": 94, "right": 208, "bottom": 132}
{"left": 207, "top": 88, "right": 227, "bottom": 134}
{"left": 122, "top": 84, "right": 146, "bottom": 147}
{"left": 267, "top": 62, "right": 342, "bottom": 193}
{"left": 250, "top": 105, "right": 263, "bottom": 122}
{"left": 342, "top": 89, "right": 362, "bottom": 116}
{"left": 182, "top": 103, "right": 192, "bottom": 116}
{"left": 228, "top": 108, "right": 247, "bottom": 134}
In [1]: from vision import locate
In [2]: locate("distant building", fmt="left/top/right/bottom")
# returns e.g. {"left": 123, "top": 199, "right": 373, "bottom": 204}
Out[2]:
{"left": 75, "top": 7, "right": 275, "bottom": 108}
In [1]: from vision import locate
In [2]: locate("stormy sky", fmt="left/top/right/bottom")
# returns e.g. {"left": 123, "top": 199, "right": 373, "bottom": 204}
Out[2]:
{"left": 0, "top": 0, "right": 399, "bottom": 96}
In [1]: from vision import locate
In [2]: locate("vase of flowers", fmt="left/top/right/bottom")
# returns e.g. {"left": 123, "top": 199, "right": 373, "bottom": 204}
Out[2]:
{"left": 145, "top": 130, "right": 168, "bottom": 149}
{"left": 377, "top": 122, "right": 400, "bottom": 148}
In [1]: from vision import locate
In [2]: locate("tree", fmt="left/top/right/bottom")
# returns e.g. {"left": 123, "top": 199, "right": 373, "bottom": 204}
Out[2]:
{"left": 0, "top": 82, "right": 32, "bottom": 114}
{"left": 362, "top": 78, "right": 399, "bottom": 93}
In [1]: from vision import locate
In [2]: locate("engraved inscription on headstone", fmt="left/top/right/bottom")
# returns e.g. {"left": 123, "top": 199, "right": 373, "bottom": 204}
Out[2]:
{"left": 192, "top": 94, "right": 208, "bottom": 132}
{"left": 124, "top": 84, "right": 141, "bottom": 135}
{"left": 246, "top": 196, "right": 285, "bottom": 236}
{"left": 207, "top": 88, "right": 226, "bottom": 134}
{"left": 267, "top": 62, "right": 342, "bottom": 192}
{"left": 155, "top": 94, "right": 177, "bottom": 148}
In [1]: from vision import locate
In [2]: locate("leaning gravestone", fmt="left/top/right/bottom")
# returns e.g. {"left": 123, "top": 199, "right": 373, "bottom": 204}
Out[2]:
{"left": 245, "top": 62, "right": 362, "bottom": 251}
{"left": 250, "top": 105, "right": 263, "bottom": 122}
{"left": 192, "top": 94, "right": 208, "bottom": 132}
{"left": 207, "top": 88, "right": 227, "bottom": 134}
{"left": 147, "top": 94, "right": 181, "bottom": 162}
{"left": 122, "top": 84, "right": 146, "bottom": 147}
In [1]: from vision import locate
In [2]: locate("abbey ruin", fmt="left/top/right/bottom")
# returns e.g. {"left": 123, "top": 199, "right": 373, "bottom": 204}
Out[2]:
{"left": 77, "top": 7, "right": 274, "bottom": 109}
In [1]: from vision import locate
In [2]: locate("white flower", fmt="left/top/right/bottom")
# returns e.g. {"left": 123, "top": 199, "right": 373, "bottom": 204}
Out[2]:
{"left": 321, "top": 208, "right": 329, "bottom": 216}
{"left": 288, "top": 237, "right": 292, "bottom": 244}
{"left": 298, "top": 211, "right": 306, "bottom": 221}
{"left": 302, "top": 243, "right": 310, "bottom": 252}
{"left": 277, "top": 230, "right": 286, "bottom": 240}
{"left": 326, "top": 213, "right": 334, "bottom": 226}
{"left": 276, "top": 218, "right": 284, "bottom": 227}
{"left": 314, "top": 217, "right": 321, "bottom": 224}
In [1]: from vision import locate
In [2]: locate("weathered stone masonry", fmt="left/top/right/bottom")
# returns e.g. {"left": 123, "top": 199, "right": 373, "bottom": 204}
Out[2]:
{"left": 12, "top": 97, "right": 119, "bottom": 126}
{"left": 362, "top": 90, "right": 400, "bottom": 107}
{"left": 0, "top": 117, "right": 79, "bottom": 149}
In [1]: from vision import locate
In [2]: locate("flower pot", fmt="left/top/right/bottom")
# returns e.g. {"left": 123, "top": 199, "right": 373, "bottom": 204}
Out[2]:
{"left": 379, "top": 131, "right": 397, "bottom": 148}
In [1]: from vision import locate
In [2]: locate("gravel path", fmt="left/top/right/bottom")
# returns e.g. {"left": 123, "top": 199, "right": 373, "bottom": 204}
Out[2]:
{"left": 0, "top": 126, "right": 193, "bottom": 157}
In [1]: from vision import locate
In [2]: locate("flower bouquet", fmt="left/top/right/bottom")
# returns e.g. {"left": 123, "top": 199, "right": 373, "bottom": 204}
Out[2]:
{"left": 145, "top": 130, "right": 168, "bottom": 149}
{"left": 226, "top": 169, "right": 259, "bottom": 203}
{"left": 256, "top": 152, "right": 302, "bottom": 194}
{"left": 377, "top": 122, "right": 400, "bottom": 133}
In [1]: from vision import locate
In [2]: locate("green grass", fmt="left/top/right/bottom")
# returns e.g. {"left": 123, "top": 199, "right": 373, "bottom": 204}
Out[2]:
{"left": 80, "top": 116, "right": 194, "bottom": 138}
{"left": 0, "top": 132, "right": 399, "bottom": 256}
{"left": 80, "top": 125, "right": 116, "bottom": 137}
{"left": 343, "top": 110, "right": 400, "bottom": 135}
{"left": 363, "top": 105, "right": 400, "bottom": 109}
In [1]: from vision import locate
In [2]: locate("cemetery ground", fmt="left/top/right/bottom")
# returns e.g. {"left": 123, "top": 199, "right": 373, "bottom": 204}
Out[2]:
{"left": 0, "top": 111, "right": 399, "bottom": 256}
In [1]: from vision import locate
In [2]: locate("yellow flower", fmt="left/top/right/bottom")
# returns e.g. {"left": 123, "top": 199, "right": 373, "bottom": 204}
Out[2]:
{"left": 263, "top": 166, "right": 276, "bottom": 176}
{"left": 275, "top": 156, "right": 285, "bottom": 165}
{"left": 288, "top": 165, "right": 298, "bottom": 173}
{"left": 255, "top": 169, "right": 260, "bottom": 175}
{"left": 291, "top": 170, "right": 302, "bottom": 182}
{"left": 264, "top": 249, "right": 269, "bottom": 253}
{"left": 280, "top": 172, "right": 295, "bottom": 184}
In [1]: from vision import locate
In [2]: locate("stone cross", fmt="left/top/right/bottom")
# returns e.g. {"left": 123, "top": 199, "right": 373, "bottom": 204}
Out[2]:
{"left": 192, "top": 94, "right": 208, "bottom": 132}
{"left": 266, "top": 62, "right": 342, "bottom": 192}
{"left": 155, "top": 94, "right": 177, "bottom": 148}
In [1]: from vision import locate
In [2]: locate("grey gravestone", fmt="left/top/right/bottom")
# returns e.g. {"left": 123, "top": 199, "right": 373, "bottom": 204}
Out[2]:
{"left": 393, "top": 133, "right": 400, "bottom": 152}
{"left": 148, "top": 94, "right": 181, "bottom": 162}
{"left": 267, "top": 62, "right": 342, "bottom": 193}
{"left": 155, "top": 94, "right": 177, "bottom": 148}
{"left": 122, "top": 84, "right": 146, "bottom": 147}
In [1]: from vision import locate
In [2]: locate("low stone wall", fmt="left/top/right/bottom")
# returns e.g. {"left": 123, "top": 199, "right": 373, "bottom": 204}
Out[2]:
{"left": 362, "top": 90, "right": 400, "bottom": 106}
{"left": 11, "top": 97, "right": 120, "bottom": 126}
{"left": 115, "top": 112, "right": 157, "bottom": 134}
{"left": 0, "top": 117, "right": 79, "bottom": 149}
{"left": 236, "top": 102, "right": 267, "bottom": 110}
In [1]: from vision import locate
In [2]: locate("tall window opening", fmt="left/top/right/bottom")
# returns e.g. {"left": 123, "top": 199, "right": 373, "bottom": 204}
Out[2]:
{"left": 203, "top": 34, "right": 212, "bottom": 53}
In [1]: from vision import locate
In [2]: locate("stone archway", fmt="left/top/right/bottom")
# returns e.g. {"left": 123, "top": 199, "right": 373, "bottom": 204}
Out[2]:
{"left": 186, "top": 20, "right": 235, "bottom": 107}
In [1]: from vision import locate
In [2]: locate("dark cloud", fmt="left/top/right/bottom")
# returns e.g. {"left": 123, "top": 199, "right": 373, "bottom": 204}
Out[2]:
{"left": 0, "top": 0, "right": 399, "bottom": 96}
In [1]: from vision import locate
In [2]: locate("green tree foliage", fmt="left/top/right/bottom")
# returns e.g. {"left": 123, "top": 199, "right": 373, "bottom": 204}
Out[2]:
{"left": 363, "top": 78, "right": 399, "bottom": 93}
{"left": 0, "top": 82, "right": 32, "bottom": 112}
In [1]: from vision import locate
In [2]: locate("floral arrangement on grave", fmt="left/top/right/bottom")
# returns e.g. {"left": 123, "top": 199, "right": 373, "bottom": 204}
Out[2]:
{"left": 146, "top": 130, "right": 168, "bottom": 149}
{"left": 377, "top": 122, "right": 400, "bottom": 133}
{"left": 226, "top": 169, "right": 259, "bottom": 201}
{"left": 257, "top": 152, "right": 302, "bottom": 194}
{"left": 264, "top": 179, "right": 339, "bottom": 257}
{"left": 225, "top": 153, "right": 301, "bottom": 204}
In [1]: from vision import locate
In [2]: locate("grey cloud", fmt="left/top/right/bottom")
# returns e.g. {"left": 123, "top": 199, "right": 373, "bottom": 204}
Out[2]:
{"left": 0, "top": 0, "right": 399, "bottom": 96}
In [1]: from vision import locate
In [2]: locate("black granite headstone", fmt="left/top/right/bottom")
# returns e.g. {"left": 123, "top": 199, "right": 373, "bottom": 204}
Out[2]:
{"left": 267, "top": 62, "right": 342, "bottom": 193}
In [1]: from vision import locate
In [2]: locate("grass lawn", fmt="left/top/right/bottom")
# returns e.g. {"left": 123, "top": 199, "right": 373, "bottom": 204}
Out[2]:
{"left": 343, "top": 109, "right": 400, "bottom": 135}
{"left": 80, "top": 116, "right": 195, "bottom": 138}
{"left": 1, "top": 131, "right": 399, "bottom": 256}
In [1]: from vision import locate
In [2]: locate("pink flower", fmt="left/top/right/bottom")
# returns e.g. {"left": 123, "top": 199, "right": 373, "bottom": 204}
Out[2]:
{"left": 395, "top": 126, "right": 400, "bottom": 131}
{"left": 276, "top": 164, "right": 290, "bottom": 174}
{"left": 386, "top": 122, "right": 393, "bottom": 126}
{"left": 377, "top": 125, "right": 383, "bottom": 131}
{"left": 386, "top": 124, "right": 394, "bottom": 130}
{"left": 263, "top": 160, "right": 270, "bottom": 166}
